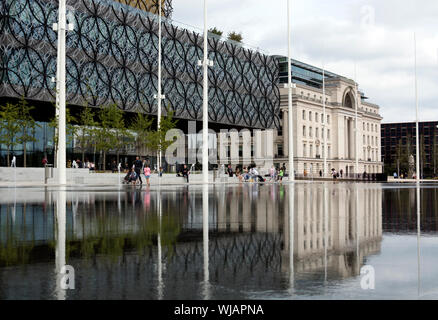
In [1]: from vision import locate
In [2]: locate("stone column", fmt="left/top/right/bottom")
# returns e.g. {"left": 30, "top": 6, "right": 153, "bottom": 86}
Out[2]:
{"left": 283, "top": 110, "right": 289, "bottom": 157}
{"left": 349, "top": 118, "right": 354, "bottom": 160}
{"left": 344, "top": 117, "right": 348, "bottom": 159}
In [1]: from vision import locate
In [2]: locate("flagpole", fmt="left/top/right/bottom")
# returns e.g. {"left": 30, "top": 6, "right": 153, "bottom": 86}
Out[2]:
{"left": 200, "top": 0, "right": 212, "bottom": 184}
{"left": 322, "top": 65, "right": 327, "bottom": 177}
{"left": 414, "top": 33, "right": 420, "bottom": 182}
{"left": 287, "top": 0, "right": 295, "bottom": 182}
{"left": 355, "top": 64, "right": 359, "bottom": 178}
{"left": 156, "top": 0, "right": 163, "bottom": 170}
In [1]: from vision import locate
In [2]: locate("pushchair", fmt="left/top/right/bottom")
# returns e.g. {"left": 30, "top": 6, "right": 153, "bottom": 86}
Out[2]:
{"left": 123, "top": 170, "right": 138, "bottom": 184}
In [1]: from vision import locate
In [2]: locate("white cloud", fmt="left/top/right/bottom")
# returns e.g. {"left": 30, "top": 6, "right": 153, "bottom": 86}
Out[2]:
{"left": 172, "top": 0, "right": 438, "bottom": 123}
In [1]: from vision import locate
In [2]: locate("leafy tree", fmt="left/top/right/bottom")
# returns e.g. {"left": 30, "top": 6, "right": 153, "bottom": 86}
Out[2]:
{"left": 208, "top": 27, "right": 223, "bottom": 37}
{"left": 146, "top": 110, "right": 178, "bottom": 159}
{"left": 95, "top": 104, "right": 125, "bottom": 171}
{"left": 113, "top": 112, "right": 132, "bottom": 166}
{"left": 130, "top": 112, "right": 154, "bottom": 157}
{"left": 0, "top": 102, "right": 20, "bottom": 166}
{"left": 48, "top": 103, "right": 77, "bottom": 167}
{"left": 227, "top": 31, "right": 243, "bottom": 43}
{"left": 75, "top": 106, "right": 96, "bottom": 164}
{"left": 16, "top": 97, "right": 40, "bottom": 167}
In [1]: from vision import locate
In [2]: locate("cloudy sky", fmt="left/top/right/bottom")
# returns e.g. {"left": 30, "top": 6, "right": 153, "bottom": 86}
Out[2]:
{"left": 172, "top": 0, "right": 438, "bottom": 123}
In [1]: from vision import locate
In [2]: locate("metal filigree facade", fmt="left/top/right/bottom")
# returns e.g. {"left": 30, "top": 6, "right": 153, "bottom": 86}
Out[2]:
{"left": 0, "top": 0, "right": 280, "bottom": 129}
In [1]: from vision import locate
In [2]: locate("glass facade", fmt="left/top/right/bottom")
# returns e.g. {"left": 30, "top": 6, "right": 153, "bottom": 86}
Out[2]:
{"left": 381, "top": 121, "right": 438, "bottom": 177}
{"left": 277, "top": 56, "right": 340, "bottom": 88}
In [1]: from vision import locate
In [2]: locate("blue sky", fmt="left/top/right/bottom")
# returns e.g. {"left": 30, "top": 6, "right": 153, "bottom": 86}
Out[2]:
{"left": 172, "top": 0, "right": 438, "bottom": 123}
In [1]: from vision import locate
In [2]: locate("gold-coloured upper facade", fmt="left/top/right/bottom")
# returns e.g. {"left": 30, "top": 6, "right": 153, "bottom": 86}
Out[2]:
{"left": 114, "top": 0, "right": 168, "bottom": 16}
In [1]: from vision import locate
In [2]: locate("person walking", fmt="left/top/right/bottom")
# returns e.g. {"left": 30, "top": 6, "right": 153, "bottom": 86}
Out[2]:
{"left": 182, "top": 164, "right": 190, "bottom": 183}
{"left": 269, "top": 166, "right": 276, "bottom": 182}
{"left": 133, "top": 156, "right": 143, "bottom": 185}
{"left": 278, "top": 168, "right": 284, "bottom": 182}
{"left": 144, "top": 164, "right": 151, "bottom": 186}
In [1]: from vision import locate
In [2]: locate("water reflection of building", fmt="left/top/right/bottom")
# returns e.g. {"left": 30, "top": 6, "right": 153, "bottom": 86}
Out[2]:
{"left": 284, "top": 185, "right": 382, "bottom": 279}
{"left": 0, "top": 184, "right": 383, "bottom": 299}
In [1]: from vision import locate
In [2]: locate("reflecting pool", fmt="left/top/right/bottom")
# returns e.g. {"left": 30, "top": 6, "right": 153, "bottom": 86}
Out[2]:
{"left": 0, "top": 182, "right": 437, "bottom": 300}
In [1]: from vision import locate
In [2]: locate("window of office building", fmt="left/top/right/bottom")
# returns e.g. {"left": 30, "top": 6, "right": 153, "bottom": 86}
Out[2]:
{"left": 303, "top": 126, "right": 306, "bottom": 137}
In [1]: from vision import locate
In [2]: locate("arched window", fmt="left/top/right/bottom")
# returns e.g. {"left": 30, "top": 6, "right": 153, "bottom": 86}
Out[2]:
{"left": 344, "top": 92, "right": 354, "bottom": 108}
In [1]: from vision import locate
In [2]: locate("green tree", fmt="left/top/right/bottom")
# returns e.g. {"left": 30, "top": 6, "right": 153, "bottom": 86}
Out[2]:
{"left": 130, "top": 112, "right": 154, "bottom": 157}
{"left": 16, "top": 97, "right": 40, "bottom": 167}
{"left": 75, "top": 106, "right": 96, "bottom": 164}
{"left": 95, "top": 104, "right": 125, "bottom": 171}
{"left": 113, "top": 112, "right": 132, "bottom": 166}
{"left": 227, "top": 31, "right": 243, "bottom": 43}
{"left": 0, "top": 103, "right": 20, "bottom": 166}
{"left": 208, "top": 27, "right": 223, "bottom": 37}
{"left": 146, "top": 110, "right": 178, "bottom": 160}
{"left": 48, "top": 104, "right": 77, "bottom": 167}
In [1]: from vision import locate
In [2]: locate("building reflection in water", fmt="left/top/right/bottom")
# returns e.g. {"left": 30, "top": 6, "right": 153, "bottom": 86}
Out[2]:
{"left": 0, "top": 182, "right": 428, "bottom": 299}
{"left": 282, "top": 184, "right": 382, "bottom": 286}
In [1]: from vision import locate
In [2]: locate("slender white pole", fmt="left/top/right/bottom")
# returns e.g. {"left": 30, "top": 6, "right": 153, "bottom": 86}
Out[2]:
{"left": 416, "top": 183, "right": 421, "bottom": 297}
{"left": 202, "top": 184, "right": 210, "bottom": 299}
{"left": 157, "top": 188, "right": 163, "bottom": 299}
{"left": 414, "top": 33, "right": 420, "bottom": 182}
{"left": 323, "top": 185, "right": 328, "bottom": 284}
{"left": 322, "top": 66, "right": 327, "bottom": 177}
{"left": 355, "top": 64, "right": 359, "bottom": 178}
{"left": 56, "top": 0, "right": 67, "bottom": 185}
{"left": 287, "top": 0, "right": 295, "bottom": 182}
{"left": 55, "top": 190, "right": 66, "bottom": 300}
{"left": 202, "top": 0, "right": 209, "bottom": 184}
{"left": 289, "top": 183, "right": 295, "bottom": 292}
{"left": 157, "top": 0, "right": 163, "bottom": 170}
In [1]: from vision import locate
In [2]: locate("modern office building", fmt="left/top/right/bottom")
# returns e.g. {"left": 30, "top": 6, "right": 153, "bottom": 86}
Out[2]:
{"left": 381, "top": 121, "right": 438, "bottom": 177}
{"left": 1, "top": 0, "right": 383, "bottom": 175}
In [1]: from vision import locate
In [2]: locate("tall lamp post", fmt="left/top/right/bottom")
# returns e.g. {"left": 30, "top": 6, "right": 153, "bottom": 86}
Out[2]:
{"left": 287, "top": 0, "right": 296, "bottom": 182}
{"left": 322, "top": 65, "right": 327, "bottom": 177}
{"left": 155, "top": 0, "right": 165, "bottom": 171}
{"left": 199, "top": 0, "right": 213, "bottom": 184}
{"left": 414, "top": 33, "right": 420, "bottom": 182}
{"left": 355, "top": 64, "right": 359, "bottom": 178}
{"left": 53, "top": 0, "right": 73, "bottom": 185}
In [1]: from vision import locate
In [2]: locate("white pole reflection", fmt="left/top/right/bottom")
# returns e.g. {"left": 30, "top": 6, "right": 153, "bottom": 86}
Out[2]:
{"left": 12, "top": 183, "right": 16, "bottom": 224}
{"left": 416, "top": 183, "right": 421, "bottom": 297}
{"left": 356, "top": 184, "right": 360, "bottom": 275}
{"left": 288, "top": 183, "right": 295, "bottom": 293}
{"left": 55, "top": 189, "right": 67, "bottom": 300}
{"left": 323, "top": 184, "right": 328, "bottom": 284}
{"left": 202, "top": 184, "right": 210, "bottom": 299}
{"left": 157, "top": 187, "right": 164, "bottom": 300}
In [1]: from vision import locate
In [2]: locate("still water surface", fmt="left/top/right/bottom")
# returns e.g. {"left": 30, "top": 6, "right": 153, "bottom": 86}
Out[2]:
{"left": 0, "top": 182, "right": 437, "bottom": 300}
